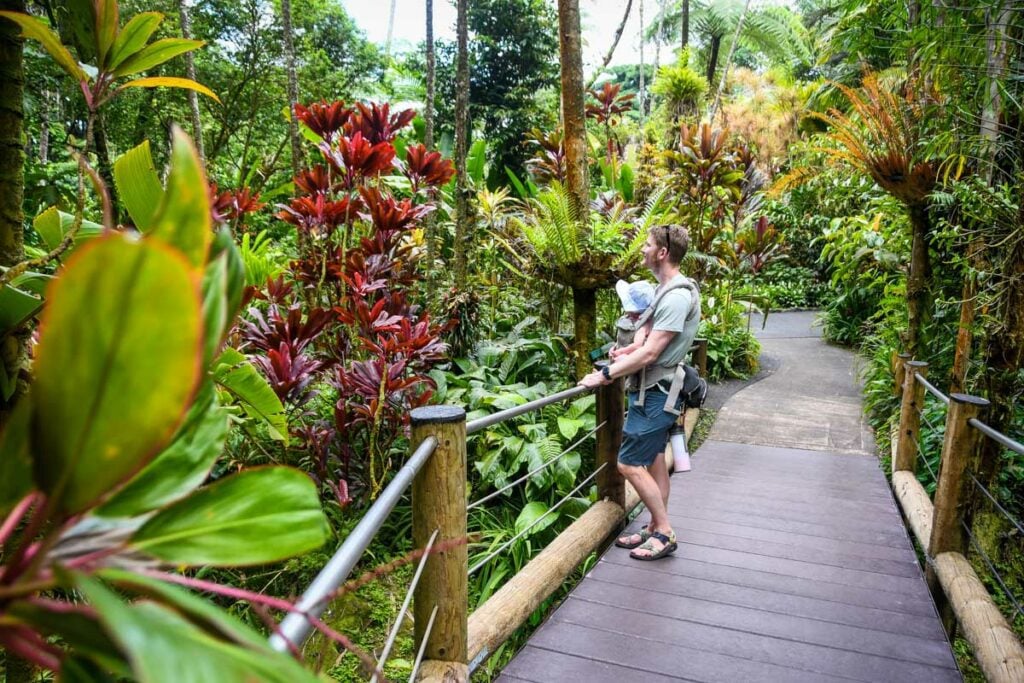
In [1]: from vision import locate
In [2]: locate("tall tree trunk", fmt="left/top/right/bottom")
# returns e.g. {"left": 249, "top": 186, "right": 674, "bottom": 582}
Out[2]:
{"left": 178, "top": 0, "right": 205, "bottom": 163}
{"left": 949, "top": 240, "right": 980, "bottom": 394}
{"left": 593, "top": 0, "right": 632, "bottom": 78}
{"left": 705, "top": 35, "right": 721, "bottom": 89}
{"left": 681, "top": 0, "right": 689, "bottom": 51}
{"left": 653, "top": 0, "right": 665, "bottom": 76}
{"left": 424, "top": 0, "right": 437, "bottom": 293}
{"left": 905, "top": 203, "right": 931, "bottom": 359}
{"left": 572, "top": 287, "right": 596, "bottom": 380}
{"left": 708, "top": 0, "right": 751, "bottom": 122}
{"left": 558, "top": 0, "right": 592, "bottom": 378}
{"left": 280, "top": 0, "right": 302, "bottom": 177}
{"left": 639, "top": 0, "right": 646, "bottom": 119}
{"left": 39, "top": 90, "right": 50, "bottom": 163}
{"left": 384, "top": 0, "right": 397, "bottom": 61}
{"left": 452, "top": 0, "right": 470, "bottom": 283}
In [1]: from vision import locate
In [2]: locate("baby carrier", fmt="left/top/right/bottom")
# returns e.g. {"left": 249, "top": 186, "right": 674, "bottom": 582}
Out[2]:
{"left": 624, "top": 277, "right": 706, "bottom": 416}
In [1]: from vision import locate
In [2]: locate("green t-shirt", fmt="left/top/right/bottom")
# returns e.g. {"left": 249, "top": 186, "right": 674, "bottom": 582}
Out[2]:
{"left": 651, "top": 274, "right": 700, "bottom": 368}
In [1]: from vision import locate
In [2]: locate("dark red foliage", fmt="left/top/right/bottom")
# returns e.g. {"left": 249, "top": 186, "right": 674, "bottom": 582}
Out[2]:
{"left": 295, "top": 100, "right": 353, "bottom": 143}
{"left": 585, "top": 82, "right": 635, "bottom": 125}
{"left": 253, "top": 342, "right": 332, "bottom": 407}
{"left": 276, "top": 195, "right": 362, "bottom": 238}
{"left": 347, "top": 102, "right": 416, "bottom": 144}
{"left": 209, "top": 183, "right": 266, "bottom": 228}
{"left": 357, "top": 187, "right": 432, "bottom": 240}
{"left": 401, "top": 144, "right": 456, "bottom": 192}
{"left": 294, "top": 165, "right": 335, "bottom": 195}
{"left": 239, "top": 304, "right": 333, "bottom": 356}
{"left": 322, "top": 133, "right": 396, "bottom": 188}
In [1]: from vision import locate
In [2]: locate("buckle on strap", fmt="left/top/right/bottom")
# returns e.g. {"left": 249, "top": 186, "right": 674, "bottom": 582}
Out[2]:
{"left": 662, "top": 364, "right": 687, "bottom": 416}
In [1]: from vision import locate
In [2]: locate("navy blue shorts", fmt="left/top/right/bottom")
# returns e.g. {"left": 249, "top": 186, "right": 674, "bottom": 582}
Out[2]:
{"left": 617, "top": 390, "right": 681, "bottom": 467}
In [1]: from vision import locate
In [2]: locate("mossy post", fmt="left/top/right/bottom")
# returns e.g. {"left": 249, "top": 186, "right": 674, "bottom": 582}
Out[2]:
{"left": 693, "top": 338, "right": 708, "bottom": 378}
{"left": 926, "top": 392, "right": 989, "bottom": 636}
{"left": 893, "top": 352, "right": 911, "bottom": 397}
{"left": 895, "top": 360, "right": 927, "bottom": 473}
{"left": 411, "top": 406, "right": 468, "bottom": 681}
{"left": 595, "top": 368, "right": 625, "bottom": 508}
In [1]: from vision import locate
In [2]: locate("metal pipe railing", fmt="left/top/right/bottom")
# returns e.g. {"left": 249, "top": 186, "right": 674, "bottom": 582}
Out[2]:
{"left": 270, "top": 435, "right": 439, "bottom": 652}
{"left": 466, "top": 385, "right": 592, "bottom": 435}
{"left": 969, "top": 417, "right": 1024, "bottom": 456}
{"left": 914, "top": 372, "right": 950, "bottom": 405}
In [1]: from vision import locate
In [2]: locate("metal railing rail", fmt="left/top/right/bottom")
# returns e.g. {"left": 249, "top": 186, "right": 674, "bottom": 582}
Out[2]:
{"left": 466, "top": 385, "right": 593, "bottom": 435}
{"left": 914, "top": 371, "right": 951, "bottom": 405}
{"left": 270, "top": 435, "right": 439, "bottom": 652}
{"left": 969, "top": 417, "right": 1024, "bottom": 456}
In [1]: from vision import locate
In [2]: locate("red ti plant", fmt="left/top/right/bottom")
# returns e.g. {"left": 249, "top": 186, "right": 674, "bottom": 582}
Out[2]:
{"left": 525, "top": 128, "right": 567, "bottom": 185}
{"left": 241, "top": 99, "right": 455, "bottom": 503}
{"left": 586, "top": 82, "right": 635, "bottom": 166}
{"left": 210, "top": 182, "right": 266, "bottom": 235}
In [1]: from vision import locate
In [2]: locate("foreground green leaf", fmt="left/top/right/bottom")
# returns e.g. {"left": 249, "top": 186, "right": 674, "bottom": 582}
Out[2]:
{"left": 515, "top": 501, "right": 558, "bottom": 537}
{"left": 97, "top": 388, "right": 227, "bottom": 518}
{"left": 0, "top": 399, "right": 33, "bottom": 516}
{"left": 130, "top": 467, "right": 328, "bottom": 566}
{"left": 213, "top": 348, "right": 288, "bottom": 443}
{"left": 147, "top": 128, "right": 211, "bottom": 268}
{"left": 31, "top": 235, "right": 203, "bottom": 514}
{"left": 0, "top": 11, "right": 88, "bottom": 82}
{"left": 32, "top": 206, "right": 104, "bottom": 253}
{"left": 106, "top": 11, "right": 162, "bottom": 71}
{"left": 79, "top": 576, "right": 321, "bottom": 683}
{"left": 111, "top": 37, "right": 204, "bottom": 77}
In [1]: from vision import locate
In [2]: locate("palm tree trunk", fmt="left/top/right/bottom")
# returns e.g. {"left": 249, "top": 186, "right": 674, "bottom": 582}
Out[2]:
{"left": 424, "top": 0, "right": 437, "bottom": 293}
{"left": 178, "top": 0, "right": 205, "bottom": 163}
{"left": 1, "top": 0, "right": 28, "bottom": 422}
{"left": 384, "top": 0, "right": 398, "bottom": 61}
{"left": 708, "top": 0, "right": 751, "bottom": 122}
{"left": 905, "top": 203, "right": 931, "bottom": 359}
{"left": 453, "top": 0, "right": 470, "bottom": 283}
{"left": 681, "top": 0, "right": 689, "bottom": 50}
{"left": 572, "top": 287, "right": 596, "bottom": 379}
{"left": 281, "top": 0, "right": 302, "bottom": 177}
{"left": 639, "top": 0, "right": 646, "bottom": 120}
{"left": 705, "top": 35, "right": 721, "bottom": 89}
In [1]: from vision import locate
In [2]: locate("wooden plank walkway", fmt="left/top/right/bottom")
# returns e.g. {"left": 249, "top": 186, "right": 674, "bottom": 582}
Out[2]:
{"left": 497, "top": 441, "right": 960, "bottom": 682}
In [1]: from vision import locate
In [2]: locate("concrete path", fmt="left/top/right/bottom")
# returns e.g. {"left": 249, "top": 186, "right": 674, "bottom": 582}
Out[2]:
{"left": 710, "top": 311, "right": 876, "bottom": 456}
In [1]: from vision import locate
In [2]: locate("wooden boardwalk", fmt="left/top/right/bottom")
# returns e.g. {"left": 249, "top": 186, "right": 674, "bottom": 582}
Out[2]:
{"left": 498, "top": 441, "right": 959, "bottom": 682}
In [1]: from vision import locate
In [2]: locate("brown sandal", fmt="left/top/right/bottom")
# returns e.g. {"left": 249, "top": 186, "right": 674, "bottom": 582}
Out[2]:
{"left": 629, "top": 531, "right": 677, "bottom": 561}
{"left": 615, "top": 528, "right": 651, "bottom": 549}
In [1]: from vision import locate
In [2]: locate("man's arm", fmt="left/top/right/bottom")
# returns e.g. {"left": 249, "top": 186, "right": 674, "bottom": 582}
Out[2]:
{"left": 579, "top": 329, "right": 677, "bottom": 388}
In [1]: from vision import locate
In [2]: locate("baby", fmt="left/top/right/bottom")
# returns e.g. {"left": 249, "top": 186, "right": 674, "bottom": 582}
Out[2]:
{"left": 609, "top": 279, "right": 656, "bottom": 361}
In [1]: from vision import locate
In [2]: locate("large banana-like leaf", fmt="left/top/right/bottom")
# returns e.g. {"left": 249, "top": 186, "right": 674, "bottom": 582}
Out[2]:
{"left": 113, "top": 140, "right": 164, "bottom": 231}
{"left": 147, "top": 128, "right": 212, "bottom": 269}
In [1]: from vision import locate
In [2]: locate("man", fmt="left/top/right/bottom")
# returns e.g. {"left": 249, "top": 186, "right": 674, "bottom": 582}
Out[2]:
{"left": 579, "top": 224, "right": 700, "bottom": 560}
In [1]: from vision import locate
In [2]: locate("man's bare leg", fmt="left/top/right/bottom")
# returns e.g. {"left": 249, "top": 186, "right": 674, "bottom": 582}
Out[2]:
{"left": 650, "top": 451, "right": 670, "bottom": 510}
{"left": 618, "top": 462, "right": 673, "bottom": 556}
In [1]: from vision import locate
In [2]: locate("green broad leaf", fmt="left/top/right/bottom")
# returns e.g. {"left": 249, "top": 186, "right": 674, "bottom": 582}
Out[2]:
{"left": 96, "top": 568, "right": 268, "bottom": 649}
{"left": 117, "top": 76, "right": 220, "bottom": 103}
{"left": 78, "top": 576, "right": 322, "bottom": 683}
{"left": 208, "top": 227, "right": 245, "bottom": 349}
{"left": 60, "top": 655, "right": 119, "bottom": 683}
{"left": 0, "top": 282, "right": 42, "bottom": 334}
{"left": 10, "top": 269, "right": 53, "bottom": 296}
{"left": 130, "top": 467, "right": 328, "bottom": 566}
{"left": 113, "top": 141, "right": 164, "bottom": 232}
{"left": 200, "top": 255, "right": 228, "bottom": 366}
{"left": 514, "top": 501, "right": 557, "bottom": 537}
{"left": 105, "top": 12, "right": 162, "bottom": 71}
{"left": 557, "top": 416, "right": 585, "bottom": 441}
{"left": 30, "top": 235, "right": 203, "bottom": 515}
{"left": 0, "top": 399, "right": 33, "bottom": 516}
{"left": 32, "top": 207, "right": 104, "bottom": 253}
{"left": 148, "top": 128, "right": 211, "bottom": 269}
{"left": 213, "top": 348, "right": 288, "bottom": 443}
{"left": 504, "top": 166, "right": 529, "bottom": 199}
{"left": 93, "top": 0, "right": 117, "bottom": 66}
{"left": 96, "top": 388, "right": 227, "bottom": 518}
{"left": 0, "top": 11, "right": 88, "bottom": 82}
{"left": 619, "top": 163, "right": 635, "bottom": 202}
{"left": 111, "top": 37, "right": 204, "bottom": 77}
{"left": 467, "top": 139, "right": 487, "bottom": 185}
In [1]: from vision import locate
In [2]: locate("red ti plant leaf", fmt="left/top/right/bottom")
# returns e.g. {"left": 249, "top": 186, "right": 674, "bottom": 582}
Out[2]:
{"left": 276, "top": 195, "right": 360, "bottom": 239}
{"left": 347, "top": 102, "right": 416, "bottom": 144}
{"left": 400, "top": 144, "right": 456, "bottom": 192}
{"left": 252, "top": 342, "right": 331, "bottom": 407}
{"left": 294, "top": 165, "right": 335, "bottom": 195}
{"left": 295, "top": 100, "right": 353, "bottom": 143}
{"left": 240, "top": 304, "right": 333, "bottom": 356}
{"left": 322, "top": 133, "right": 396, "bottom": 188}
{"left": 357, "top": 187, "right": 431, "bottom": 241}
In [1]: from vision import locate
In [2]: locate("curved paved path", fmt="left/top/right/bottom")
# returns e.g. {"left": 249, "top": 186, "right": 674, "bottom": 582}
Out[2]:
{"left": 498, "top": 312, "right": 961, "bottom": 682}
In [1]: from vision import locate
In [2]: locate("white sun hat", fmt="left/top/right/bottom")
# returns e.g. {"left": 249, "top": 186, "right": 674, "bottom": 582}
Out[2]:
{"left": 615, "top": 279, "right": 655, "bottom": 313}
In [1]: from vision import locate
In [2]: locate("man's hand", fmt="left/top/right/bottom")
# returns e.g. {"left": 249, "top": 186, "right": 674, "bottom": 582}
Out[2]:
{"left": 579, "top": 370, "right": 608, "bottom": 388}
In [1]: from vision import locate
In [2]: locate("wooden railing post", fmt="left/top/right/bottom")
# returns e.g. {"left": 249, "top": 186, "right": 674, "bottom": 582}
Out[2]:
{"left": 411, "top": 406, "right": 468, "bottom": 681}
{"left": 894, "top": 360, "right": 928, "bottom": 473}
{"left": 926, "top": 392, "right": 989, "bottom": 636}
{"left": 595, "top": 369, "right": 625, "bottom": 509}
{"left": 693, "top": 338, "right": 708, "bottom": 378}
{"left": 893, "top": 352, "right": 912, "bottom": 397}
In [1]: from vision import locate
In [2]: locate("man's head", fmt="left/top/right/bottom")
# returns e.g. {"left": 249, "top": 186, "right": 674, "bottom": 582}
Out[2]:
{"left": 643, "top": 224, "right": 690, "bottom": 270}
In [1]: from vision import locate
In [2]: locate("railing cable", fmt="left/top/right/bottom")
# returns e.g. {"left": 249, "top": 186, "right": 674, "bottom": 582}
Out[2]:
{"left": 408, "top": 604, "right": 438, "bottom": 683}
{"left": 467, "top": 421, "right": 606, "bottom": 510}
{"left": 968, "top": 473, "right": 1024, "bottom": 538}
{"left": 961, "top": 519, "right": 1024, "bottom": 620}
{"left": 914, "top": 372, "right": 950, "bottom": 405}
{"left": 913, "top": 437, "right": 938, "bottom": 482}
{"left": 468, "top": 462, "right": 608, "bottom": 577}
{"left": 371, "top": 529, "right": 439, "bottom": 683}
{"left": 918, "top": 408, "right": 941, "bottom": 434}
